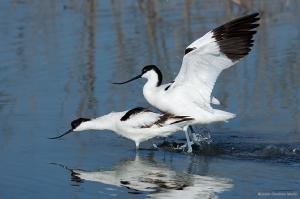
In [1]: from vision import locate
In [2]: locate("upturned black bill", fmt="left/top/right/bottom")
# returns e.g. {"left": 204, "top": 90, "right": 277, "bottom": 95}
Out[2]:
{"left": 112, "top": 74, "right": 142, "bottom": 84}
{"left": 48, "top": 129, "right": 73, "bottom": 139}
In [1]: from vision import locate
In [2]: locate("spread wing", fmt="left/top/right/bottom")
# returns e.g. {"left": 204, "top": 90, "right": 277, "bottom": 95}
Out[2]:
{"left": 170, "top": 13, "right": 260, "bottom": 113}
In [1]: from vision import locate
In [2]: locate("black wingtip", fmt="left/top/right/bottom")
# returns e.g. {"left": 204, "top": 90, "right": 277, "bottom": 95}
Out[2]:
{"left": 212, "top": 13, "right": 260, "bottom": 62}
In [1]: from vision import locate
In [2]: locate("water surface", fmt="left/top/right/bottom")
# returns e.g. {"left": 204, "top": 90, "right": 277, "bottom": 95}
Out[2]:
{"left": 0, "top": 0, "right": 299, "bottom": 198}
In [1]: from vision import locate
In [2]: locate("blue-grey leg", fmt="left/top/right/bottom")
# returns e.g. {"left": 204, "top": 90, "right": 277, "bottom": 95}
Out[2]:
{"left": 148, "top": 139, "right": 158, "bottom": 149}
{"left": 184, "top": 128, "right": 193, "bottom": 153}
{"left": 189, "top": 126, "right": 199, "bottom": 145}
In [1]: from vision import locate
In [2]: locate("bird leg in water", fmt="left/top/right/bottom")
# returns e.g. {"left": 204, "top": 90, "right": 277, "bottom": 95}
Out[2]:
{"left": 189, "top": 126, "right": 200, "bottom": 145}
{"left": 148, "top": 139, "right": 158, "bottom": 149}
{"left": 184, "top": 129, "right": 193, "bottom": 153}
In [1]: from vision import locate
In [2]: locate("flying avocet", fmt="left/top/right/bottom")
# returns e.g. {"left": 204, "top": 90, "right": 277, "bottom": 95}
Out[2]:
{"left": 113, "top": 13, "right": 260, "bottom": 153}
{"left": 49, "top": 107, "right": 194, "bottom": 150}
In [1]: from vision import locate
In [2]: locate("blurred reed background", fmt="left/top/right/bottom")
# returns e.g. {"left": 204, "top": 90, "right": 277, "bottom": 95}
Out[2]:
{"left": 3, "top": 0, "right": 298, "bottom": 133}
{"left": 0, "top": 1, "right": 299, "bottom": 198}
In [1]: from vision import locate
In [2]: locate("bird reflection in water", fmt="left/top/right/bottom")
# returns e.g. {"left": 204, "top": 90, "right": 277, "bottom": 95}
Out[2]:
{"left": 53, "top": 152, "right": 233, "bottom": 198}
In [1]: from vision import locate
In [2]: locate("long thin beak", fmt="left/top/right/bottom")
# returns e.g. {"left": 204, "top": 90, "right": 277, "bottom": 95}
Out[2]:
{"left": 48, "top": 129, "right": 73, "bottom": 139}
{"left": 112, "top": 74, "right": 142, "bottom": 84}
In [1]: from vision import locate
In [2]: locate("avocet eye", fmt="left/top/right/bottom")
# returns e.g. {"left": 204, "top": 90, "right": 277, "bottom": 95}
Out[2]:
{"left": 142, "top": 68, "right": 148, "bottom": 73}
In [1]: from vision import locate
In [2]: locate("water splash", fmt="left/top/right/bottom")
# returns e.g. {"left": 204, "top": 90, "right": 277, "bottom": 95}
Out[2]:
{"left": 159, "top": 126, "right": 222, "bottom": 155}
{"left": 292, "top": 148, "right": 300, "bottom": 155}
{"left": 218, "top": 141, "right": 300, "bottom": 162}
{"left": 261, "top": 145, "right": 290, "bottom": 157}
{"left": 260, "top": 145, "right": 300, "bottom": 158}
{"left": 190, "top": 126, "right": 213, "bottom": 145}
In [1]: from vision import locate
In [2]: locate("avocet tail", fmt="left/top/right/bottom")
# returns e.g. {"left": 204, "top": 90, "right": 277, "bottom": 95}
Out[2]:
{"left": 212, "top": 109, "right": 236, "bottom": 123}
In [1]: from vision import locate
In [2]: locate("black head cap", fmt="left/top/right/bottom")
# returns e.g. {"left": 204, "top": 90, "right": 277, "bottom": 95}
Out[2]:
{"left": 48, "top": 117, "right": 91, "bottom": 140}
{"left": 71, "top": 118, "right": 91, "bottom": 129}
{"left": 141, "top": 65, "right": 162, "bottom": 87}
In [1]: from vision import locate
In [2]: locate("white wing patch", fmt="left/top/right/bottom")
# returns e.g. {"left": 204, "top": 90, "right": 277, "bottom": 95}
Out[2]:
{"left": 211, "top": 96, "right": 220, "bottom": 105}
{"left": 172, "top": 41, "right": 234, "bottom": 113}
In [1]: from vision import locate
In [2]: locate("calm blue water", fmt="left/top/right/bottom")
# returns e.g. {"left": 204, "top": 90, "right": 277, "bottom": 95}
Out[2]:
{"left": 0, "top": 0, "right": 299, "bottom": 198}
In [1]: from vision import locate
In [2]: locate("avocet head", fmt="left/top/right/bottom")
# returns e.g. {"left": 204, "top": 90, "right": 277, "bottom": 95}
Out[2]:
{"left": 71, "top": 118, "right": 91, "bottom": 131}
{"left": 48, "top": 118, "right": 91, "bottom": 139}
{"left": 113, "top": 65, "right": 162, "bottom": 86}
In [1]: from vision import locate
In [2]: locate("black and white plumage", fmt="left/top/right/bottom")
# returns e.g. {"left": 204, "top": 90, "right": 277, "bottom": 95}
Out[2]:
{"left": 113, "top": 13, "right": 260, "bottom": 153}
{"left": 49, "top": 107, "right": 194, "bottom": 149}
